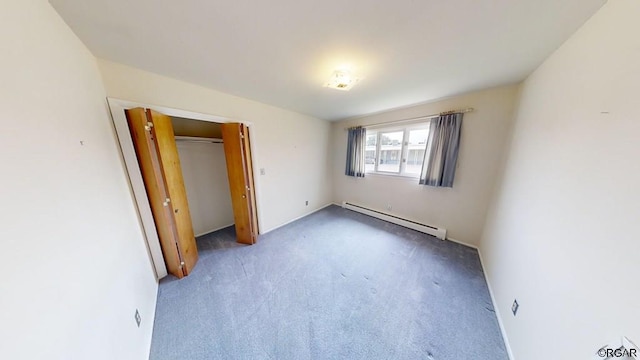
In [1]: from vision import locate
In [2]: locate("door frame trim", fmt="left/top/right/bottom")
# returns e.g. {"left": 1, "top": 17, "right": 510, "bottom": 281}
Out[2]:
{"left": 107, "top": 97, "right": 261, "bottom": 279}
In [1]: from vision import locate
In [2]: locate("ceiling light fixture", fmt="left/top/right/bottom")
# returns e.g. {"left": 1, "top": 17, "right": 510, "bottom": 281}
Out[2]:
{"left": 324, "top": 70, "right": 360, "bottom": 91}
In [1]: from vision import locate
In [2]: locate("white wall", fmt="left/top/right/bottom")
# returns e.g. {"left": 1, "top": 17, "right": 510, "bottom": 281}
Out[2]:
{"left": 0, "top": 1, "right": 157, "bottom": 360}
{"left": 480, "top": 0, "right": 640, "bottom": 359}
{"left": 98, "top": 60, "right": 333, "bottom": 234}
{"left": 176, "top": 141, "right": 234, "bottom": 236}
{"left": 332, "top": 85, "right": 519, "bottom": 245}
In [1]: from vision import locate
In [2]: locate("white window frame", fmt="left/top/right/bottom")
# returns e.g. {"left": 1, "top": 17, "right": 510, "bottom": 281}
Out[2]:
{"left": 365, "top": 122, "right": 430, "bottom": 178}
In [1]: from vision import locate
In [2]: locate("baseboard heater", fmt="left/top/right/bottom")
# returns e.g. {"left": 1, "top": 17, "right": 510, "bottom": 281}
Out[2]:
{"left": 341, "top": 201, "right": 447, "bottom": 240}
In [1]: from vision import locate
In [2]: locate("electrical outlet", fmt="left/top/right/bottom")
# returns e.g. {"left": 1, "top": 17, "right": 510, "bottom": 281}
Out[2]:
{"left": 305, "top": 200, "right": 309, "bottom": 206}
{"left": 260, "top": 168, "right": 266, "bottom": 175}
{"left": 386, "top": 204, "right": 392, "bottom": 211}
{"left": 135, "top": 309, "right": 141, "bottom": 327}
{"left": 511, "top": 299, "right": 519, "bottom": 316}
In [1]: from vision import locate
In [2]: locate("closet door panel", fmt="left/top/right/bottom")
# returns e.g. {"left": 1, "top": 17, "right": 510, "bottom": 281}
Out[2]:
{"left": 221, "top": 123, "right": 258, "bottom": 245}
{"left": 125, "top": 108, "right": 184, "bottom": 278}
{"left": 148, "top": 110, "right": 199, "bottom": 275}
{"left": 126, "top": 108, "right": 198, "bottom": 278}
{"left": 241, "top": 125, "right": 259, "bottom": 236}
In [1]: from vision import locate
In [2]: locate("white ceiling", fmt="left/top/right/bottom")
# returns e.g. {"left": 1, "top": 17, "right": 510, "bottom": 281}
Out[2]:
{"left": 50, "top": 0, "right": 606, "bottom": 121}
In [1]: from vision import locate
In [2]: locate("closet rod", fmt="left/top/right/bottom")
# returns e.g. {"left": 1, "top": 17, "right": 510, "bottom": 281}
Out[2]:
{"left": 175, "top": 136, "right": 223, "bottom": 144}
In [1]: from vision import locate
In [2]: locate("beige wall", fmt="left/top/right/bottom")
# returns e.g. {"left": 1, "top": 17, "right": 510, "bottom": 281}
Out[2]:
{"left": 0, "top": 1, "right": 157, "bottom": 359}
{"left": 332, "top": 85, "right": 519, "bottom": 245}
{"left": 480, "top": 0, "right": 640, "bottom": 359}
{"left": 98, "top": 60, "right": 333, "bottom": 233}
{"left": 176, "top": 141, "right": 235, "bottom": 236}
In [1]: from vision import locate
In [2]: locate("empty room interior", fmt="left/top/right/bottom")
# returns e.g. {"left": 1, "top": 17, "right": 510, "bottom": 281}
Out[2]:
{"left": 2, "top": 0, "right": 639, "bottom": 359}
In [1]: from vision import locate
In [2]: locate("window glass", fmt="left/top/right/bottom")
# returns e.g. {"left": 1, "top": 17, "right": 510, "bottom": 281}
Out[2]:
{"left": 405, "top": 129, "right": 429, "bottom": 175}
{"left": 363, "top": 123, "right": 430, "bottom": 177}
{"left": 365, "top": 133, "right": 377, "bottom": 172}
{"left": 378, "top": 131, "right": 403, "bottom": 173}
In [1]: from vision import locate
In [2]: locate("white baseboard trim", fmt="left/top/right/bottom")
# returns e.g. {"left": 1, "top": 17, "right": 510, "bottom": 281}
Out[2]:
{"left": 195, "top": 223, "right": 235, "bottom": 238}
{"left": 341, "top": 201, "right": 447, "bottom": 240}
{"left": 477, "top": 248, "right": 515, "bottom": 360}
{"left": 261, "top": 203, "right": 334, "bottom": 235}
{"left": 445, "top": 237, "right": 479, "bottom": 249}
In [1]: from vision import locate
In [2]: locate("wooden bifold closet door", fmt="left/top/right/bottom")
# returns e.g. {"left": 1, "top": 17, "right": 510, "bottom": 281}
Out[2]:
{"left": 221, "top": 123, "right": 259, "bottom": 245}
{"left": 126, "top": 108, "right": 198, "bottom": 278}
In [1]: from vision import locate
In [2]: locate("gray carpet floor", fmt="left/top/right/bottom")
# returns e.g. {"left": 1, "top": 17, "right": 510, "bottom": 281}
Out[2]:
{"left": 149, "top": 205, "right": 508, "bottom": 360}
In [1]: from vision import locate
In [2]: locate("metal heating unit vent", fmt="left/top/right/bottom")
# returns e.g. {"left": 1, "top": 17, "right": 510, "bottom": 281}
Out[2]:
{"left": 341, "top": 201, "right": 447, "bottom": 240}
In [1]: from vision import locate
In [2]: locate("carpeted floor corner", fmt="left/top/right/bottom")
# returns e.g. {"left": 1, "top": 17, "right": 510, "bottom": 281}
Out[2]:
{"left": 149, "top": 205, "right": 508, "bottom": 360}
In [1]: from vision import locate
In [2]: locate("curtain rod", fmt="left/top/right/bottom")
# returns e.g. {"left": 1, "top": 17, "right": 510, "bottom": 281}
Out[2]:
{"left": 175, "top": 136, "right": 223, "bottom": 144}
{"left": 344, "top": 107, "right": 474, "bottom": 130}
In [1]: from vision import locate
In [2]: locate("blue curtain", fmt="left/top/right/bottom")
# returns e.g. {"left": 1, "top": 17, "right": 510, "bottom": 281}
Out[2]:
{"left": 345, "top": 126, "right": 366, "bottom": 177}
{"left": 419, "top": 113, "right": 463, "bottom": 187}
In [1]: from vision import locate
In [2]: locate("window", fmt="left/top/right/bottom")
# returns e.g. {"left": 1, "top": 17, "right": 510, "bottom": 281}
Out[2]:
{"left": 365, "top": 123, "right": 430, "bottom": 177}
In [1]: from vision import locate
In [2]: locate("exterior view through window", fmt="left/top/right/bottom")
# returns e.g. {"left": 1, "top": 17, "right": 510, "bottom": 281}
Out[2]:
{"left": 365, "top": 123, "right": 430, "bottom": 177}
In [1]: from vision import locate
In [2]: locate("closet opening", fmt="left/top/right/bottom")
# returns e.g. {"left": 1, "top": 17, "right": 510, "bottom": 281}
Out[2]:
{"left": 171, "top": 117, "right": 235, "bottom": 240}
{"left": 108, "top": 99, "right": 259, "bottom": 280}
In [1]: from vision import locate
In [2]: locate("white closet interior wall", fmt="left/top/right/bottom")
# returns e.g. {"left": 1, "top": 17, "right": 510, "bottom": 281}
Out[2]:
{"left": 175, "top": 136, "right": 234, "bottom": 236}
